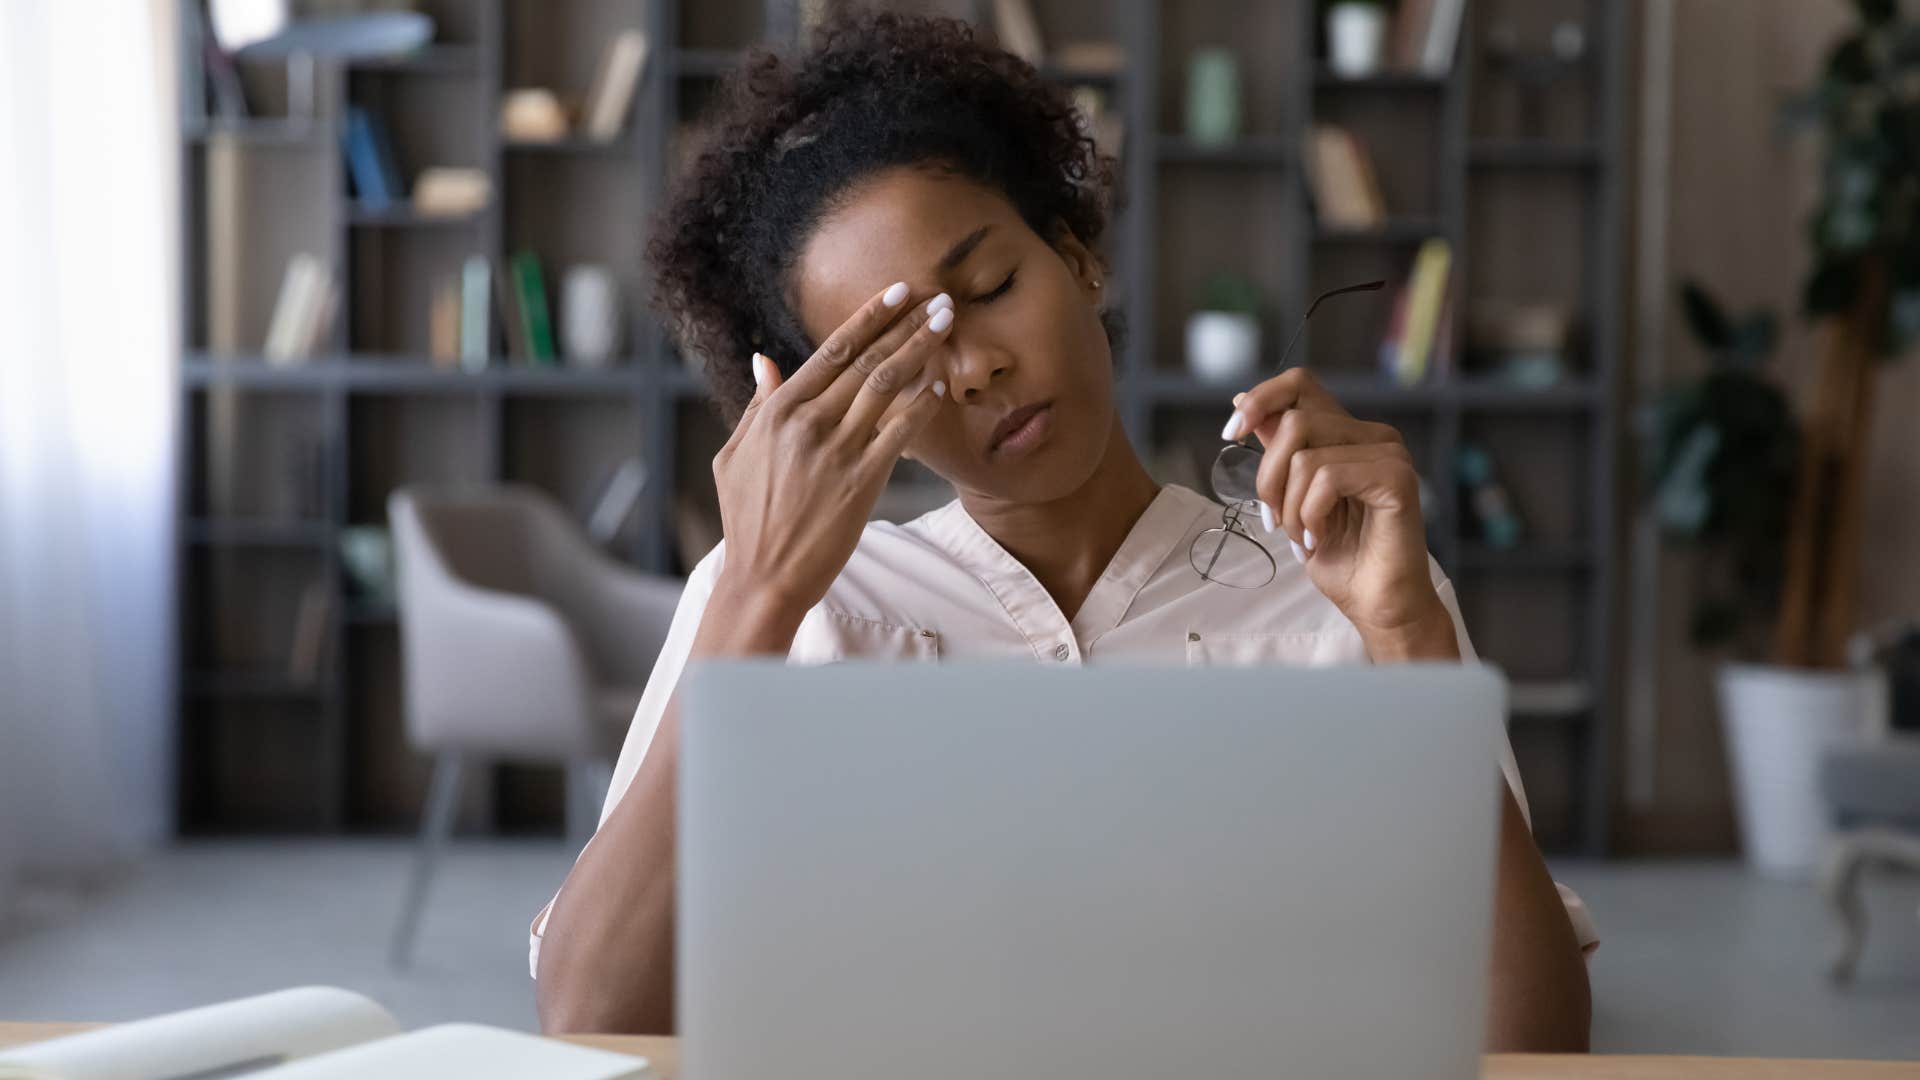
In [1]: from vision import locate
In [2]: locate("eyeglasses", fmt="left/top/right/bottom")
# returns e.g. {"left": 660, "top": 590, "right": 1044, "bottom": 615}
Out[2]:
{"left": 1189, "top": 279, "right": 1387, "bottom": 588}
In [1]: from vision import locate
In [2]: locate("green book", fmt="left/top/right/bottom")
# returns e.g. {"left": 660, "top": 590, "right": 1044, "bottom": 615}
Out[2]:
{"left": 511, "top": 251, "right": 557, "bottom": 365}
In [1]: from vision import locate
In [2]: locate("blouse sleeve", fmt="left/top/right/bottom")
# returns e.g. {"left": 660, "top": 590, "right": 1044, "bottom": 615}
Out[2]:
{"left": 529, "top": 543, "right": 727, "bottom": 979}
{"left": 1433, "top": 561, "right": 1600, "bottom": 956}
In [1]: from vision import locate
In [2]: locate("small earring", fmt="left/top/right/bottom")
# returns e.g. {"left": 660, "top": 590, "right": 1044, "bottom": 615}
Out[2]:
{"left": 1091, "top": 280, "right": 1103, "bottom": 289}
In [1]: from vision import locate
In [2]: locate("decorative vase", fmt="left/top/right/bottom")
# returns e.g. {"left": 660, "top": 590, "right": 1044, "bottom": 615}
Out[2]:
{"left": 1186, "top": 311, "right": 1261, "bottom": 383}
{"left": 1327, "top": 3, "right": 1389, "bottom": 79}
{"left": 1185, "top": 48, "right": 1242, "bottom": 146}
{"left": 1717, "top": 663, "right": 1879, "bottom": 878}
{"left": 560, "top": 265, "right": 620, "bottom": 368}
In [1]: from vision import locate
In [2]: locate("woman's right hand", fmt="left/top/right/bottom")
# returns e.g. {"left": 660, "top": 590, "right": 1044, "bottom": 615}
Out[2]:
{"left": 709, "top": 281, "right": 955, "bottom": 619}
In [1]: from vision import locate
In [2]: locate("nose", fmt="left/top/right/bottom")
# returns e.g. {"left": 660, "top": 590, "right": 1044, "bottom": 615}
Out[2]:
{"left": 944, "top": 332, "right": 1015, "bottom": 404}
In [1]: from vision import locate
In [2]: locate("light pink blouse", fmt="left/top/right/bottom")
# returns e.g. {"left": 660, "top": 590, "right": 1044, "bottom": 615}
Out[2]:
{"left": 531, "top": 483, "right": 1598, "bottom": 976}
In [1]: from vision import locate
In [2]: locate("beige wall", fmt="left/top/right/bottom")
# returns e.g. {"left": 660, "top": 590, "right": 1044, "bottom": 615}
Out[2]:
{"left": 1617, "top": 0, "right": 1920, "bottom": 853}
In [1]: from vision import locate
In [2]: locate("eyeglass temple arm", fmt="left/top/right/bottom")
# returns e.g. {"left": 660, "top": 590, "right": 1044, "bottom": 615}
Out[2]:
{"left": 1272, "top": 279, "right": 1388, "bottom": 374}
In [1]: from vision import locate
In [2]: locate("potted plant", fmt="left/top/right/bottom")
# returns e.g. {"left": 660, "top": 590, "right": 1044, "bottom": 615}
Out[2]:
{"left": 1186, "top": 274, "right": 1263, "bottom": 383}
{"left": 1651, "top": 283, "right": 1874, "bottom": 876}
{"left": 1326, "top": 0, "right": 1390, "bottom": 79}
{"left": 1775, "top": 0, "right": 1920, "bottom": 667}
{"left": 1655, "top": 0, "right": 1919, "bottom": 877}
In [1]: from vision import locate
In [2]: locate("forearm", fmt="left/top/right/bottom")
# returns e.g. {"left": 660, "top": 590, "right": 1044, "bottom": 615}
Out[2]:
{"left": 1483, "top": 785, "right": 1591, "bottom": 1051}
{"left": 536, "top": 582, "right": 806, "bottom": 1034}
{"left": 1357, "top": 593, "right": 1461, "bottom": 663}
{"left": 1362, "top": 595, "right": 1587, "bottom": 1046}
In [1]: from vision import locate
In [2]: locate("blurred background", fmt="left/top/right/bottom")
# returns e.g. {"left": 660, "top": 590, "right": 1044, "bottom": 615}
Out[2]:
{"left": 1, "top": 0, "right": 1918, "bottom": 1058}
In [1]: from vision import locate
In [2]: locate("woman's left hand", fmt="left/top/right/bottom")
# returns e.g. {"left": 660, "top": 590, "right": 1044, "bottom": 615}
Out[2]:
{"left": 1225, "top": 368, "right": 1458, "bottom": 661}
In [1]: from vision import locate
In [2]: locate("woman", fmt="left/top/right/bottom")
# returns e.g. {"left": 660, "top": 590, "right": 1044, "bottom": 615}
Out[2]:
{"left": 534, "top": 11, "right": 1595, "bottom": 1047}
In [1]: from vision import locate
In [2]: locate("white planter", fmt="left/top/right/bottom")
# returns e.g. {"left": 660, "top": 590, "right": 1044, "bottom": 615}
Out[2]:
{"left": 1327, "top": 3, "right": 1389, "bottom": 79}
{"left": 1717, "top": 663, "right": 1874, "bottom": 878}
{"left": 1186, "top": 311, "right": 1261, "bottom": 383}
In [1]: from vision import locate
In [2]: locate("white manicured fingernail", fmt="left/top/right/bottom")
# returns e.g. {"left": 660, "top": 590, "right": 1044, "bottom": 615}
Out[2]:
{"left": 1290, "top": 540, "right": 1307, "bottom": 564}
{"left": 1233, "top": 392, "right": 1247, "bottom": 407}
{"left": 929, "top": 306, "right": 954, "bottom": 333}
{"left": 1303, "top": 529, "right": 1316, "bottom": 552}
{"left": 927, "top": 293, "right": 952, "bottom": 314}
{"left": 751, "top": 352, "right": 772, "bottom": 388}
{"left": 1259, "top": 501, "right": 1276, "bottom": 533}
{"left": 932, "top": 379, "right": 947, "bottom": 397}
{"left": 1221, "top": 412, "right": 1245, "bottom": 442}
{"left": 882, "top": 281, "right": 909, "bottom": 307}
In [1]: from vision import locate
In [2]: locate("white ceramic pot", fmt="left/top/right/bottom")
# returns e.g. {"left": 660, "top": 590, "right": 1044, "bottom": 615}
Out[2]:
{"left": 1327, "top": 3, "right": 1389, "bottom": 79}
{"left": 560, "top": 265, "right": 621, "bottom": 368}
{"left": 1186, "top": 311, "right": 1261, "bottom": 383}
{"left": 1717, "top": 663, "right": 1876, "bottom": 878}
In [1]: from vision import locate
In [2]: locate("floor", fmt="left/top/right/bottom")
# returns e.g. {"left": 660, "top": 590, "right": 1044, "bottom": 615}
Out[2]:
{"left": 0, "top": 844, "right": 1915, "bottom": 1059}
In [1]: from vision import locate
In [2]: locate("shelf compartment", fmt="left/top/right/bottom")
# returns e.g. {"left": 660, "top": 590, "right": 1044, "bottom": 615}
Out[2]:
{"left": 1156, "top": 135, "right": 1294, "bottom": 166}
{"left": 185, "top": 519, "right": 334, "bottom": 547}
{"left": 1470, "top": 141, "right": 1601, "bottom": 170}
{"left": 178, "top": 699, "right": 336, "bottom": 831}
{"left": 183, "top": 670, "right": 333, "bottom": 699}
{"left": 345, "top": 45, "right": 481, "bottom": 75}
{"left": 1313, "top": 66, "right": 1448, "bottom": 91}
{"left": 1455, "top": 543, "right": 1595, "bottom": 573}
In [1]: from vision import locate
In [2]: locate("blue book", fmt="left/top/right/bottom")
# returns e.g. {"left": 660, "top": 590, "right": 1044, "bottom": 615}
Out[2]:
{"left": 363, "top": 108, "right": 407, "bottom": 203}
{"left": 341, "top": 107, "right": 391, "bottom": 211}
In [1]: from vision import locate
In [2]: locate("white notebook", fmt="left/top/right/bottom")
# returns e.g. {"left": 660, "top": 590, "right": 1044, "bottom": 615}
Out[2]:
{"left": 0, "top": 987, "right": 651, "bottom": 1080}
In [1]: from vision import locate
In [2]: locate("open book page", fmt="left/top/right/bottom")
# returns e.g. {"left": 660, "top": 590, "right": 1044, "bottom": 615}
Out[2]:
{"left": 0, "top": 987, "right": 398, "bottom": 1080}
{"left": 248, "top": 1024, "right": 650, "bottom": 1080}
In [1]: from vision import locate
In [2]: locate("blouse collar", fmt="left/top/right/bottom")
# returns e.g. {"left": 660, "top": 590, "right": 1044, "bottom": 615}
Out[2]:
{"left": 916, "top": 484, "right": 1217, "bottom": 651}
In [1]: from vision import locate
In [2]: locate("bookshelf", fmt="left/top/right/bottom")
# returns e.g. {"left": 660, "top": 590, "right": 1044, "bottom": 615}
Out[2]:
{"left": 176, "top": 0, "right": 1624, "bottom": 852}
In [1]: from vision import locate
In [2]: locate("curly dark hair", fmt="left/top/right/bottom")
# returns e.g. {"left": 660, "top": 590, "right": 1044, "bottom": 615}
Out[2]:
{"left": 647, "top": 9, "right": 1121, "bottom": 423}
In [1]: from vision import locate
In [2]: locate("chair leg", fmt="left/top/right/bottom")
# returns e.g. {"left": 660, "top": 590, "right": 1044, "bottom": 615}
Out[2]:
{"left": 389, "top": 752, "right": 466, "bottom": 970}
{"left": 1819, "top": 827, "right": 1920, "bottom": 984}
{"left": 1820, "top": 834, "right": 1869, "bottom": 985}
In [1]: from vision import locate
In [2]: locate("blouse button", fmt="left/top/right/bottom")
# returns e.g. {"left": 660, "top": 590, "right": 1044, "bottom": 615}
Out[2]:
{"left": 1188, "top": 632, "right": 1201, "bottom": 642}
{"left": 1052, "top": 643, "right": 1071, "bottom": 662}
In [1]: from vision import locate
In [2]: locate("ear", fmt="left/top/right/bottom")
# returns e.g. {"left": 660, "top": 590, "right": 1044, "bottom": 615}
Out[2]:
{"left": 1049, "top": 223, "right": 1104, "bottom": 296}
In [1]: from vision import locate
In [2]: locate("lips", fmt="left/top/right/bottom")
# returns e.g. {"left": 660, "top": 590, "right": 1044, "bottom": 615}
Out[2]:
{"left": 988, "top": 400, "right": 1054, "bottom": 456}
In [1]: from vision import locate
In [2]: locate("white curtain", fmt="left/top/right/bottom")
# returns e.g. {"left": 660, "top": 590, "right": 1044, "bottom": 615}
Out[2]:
{"left": 0, "top": 0, "right": 179, "bottom": 912}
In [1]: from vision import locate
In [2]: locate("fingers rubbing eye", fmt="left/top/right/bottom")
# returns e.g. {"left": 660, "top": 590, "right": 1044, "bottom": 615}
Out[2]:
{"left": 929, "top": 306, "right": 954, "bottom": 333}
{"left": 927, "top": 293, "right": 953, "bottom": 315}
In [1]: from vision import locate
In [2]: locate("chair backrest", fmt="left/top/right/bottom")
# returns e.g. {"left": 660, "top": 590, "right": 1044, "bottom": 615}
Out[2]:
{"left": 388, "top": 485, "right": 599, "bottom": 759}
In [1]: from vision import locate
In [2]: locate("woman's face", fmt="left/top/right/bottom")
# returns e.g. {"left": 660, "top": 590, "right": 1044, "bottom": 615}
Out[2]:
{"left": 791, "top": 167, "right": 1115, "bottom": 504}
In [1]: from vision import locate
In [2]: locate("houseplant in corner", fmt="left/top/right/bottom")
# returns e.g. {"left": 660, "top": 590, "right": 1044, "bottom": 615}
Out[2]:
{"left": 1669, "top": 0, "right": 1920, "bottom": 876}
{"left": 1652, "top": 283, "right": 1872, "bottom": 876}
{"left": 1774, "top": 0, "right": 1920, "bottom": 669}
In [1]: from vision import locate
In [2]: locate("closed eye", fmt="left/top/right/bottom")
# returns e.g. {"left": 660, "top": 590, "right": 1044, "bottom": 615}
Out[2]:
{"left": 971, "top": 271, "right": 1017, "bottom": 305}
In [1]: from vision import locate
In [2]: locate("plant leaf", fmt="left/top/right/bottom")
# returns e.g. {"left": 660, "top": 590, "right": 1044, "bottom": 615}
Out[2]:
{"left": 1828, "top": 34, "right": 1875, "bottom": 84}
{"left": 1730, "top": 312, "right": 1781, "bottom": 366}
{"left": 1856, "top": 0, "right": 1897, "bottom": 26}
{"left": 1679, "top": 280, "right": 1734, "bottom": 350}
{"left": 1805, "top": 255, "right": 1863, "bottom": 316}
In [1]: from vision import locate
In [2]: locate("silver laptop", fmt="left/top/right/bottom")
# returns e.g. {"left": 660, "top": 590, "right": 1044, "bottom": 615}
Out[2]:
{"left": 678, "top": 662, "right": 1505, "bottom": 1080}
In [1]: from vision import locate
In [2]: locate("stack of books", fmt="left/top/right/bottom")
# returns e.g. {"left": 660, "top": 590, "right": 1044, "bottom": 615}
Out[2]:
{"left": 429, "top": 252, "right": 562, "bottom": 371}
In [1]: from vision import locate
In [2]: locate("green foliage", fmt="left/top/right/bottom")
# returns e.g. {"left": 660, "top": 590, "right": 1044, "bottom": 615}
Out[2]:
{"left": 1199, "top": 273, "right": 1262, "bottom": 316}
{"left": 1785, "top": 1, "right": 1920, "bottom": 356}
{"left": 1650, "top": 281, "right": 1800, "bottom": 655}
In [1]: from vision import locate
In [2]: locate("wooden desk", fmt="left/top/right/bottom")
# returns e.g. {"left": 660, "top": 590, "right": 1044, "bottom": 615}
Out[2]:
{"left": 3, "top": 1022, "right": 1916, "bottom": 1078}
